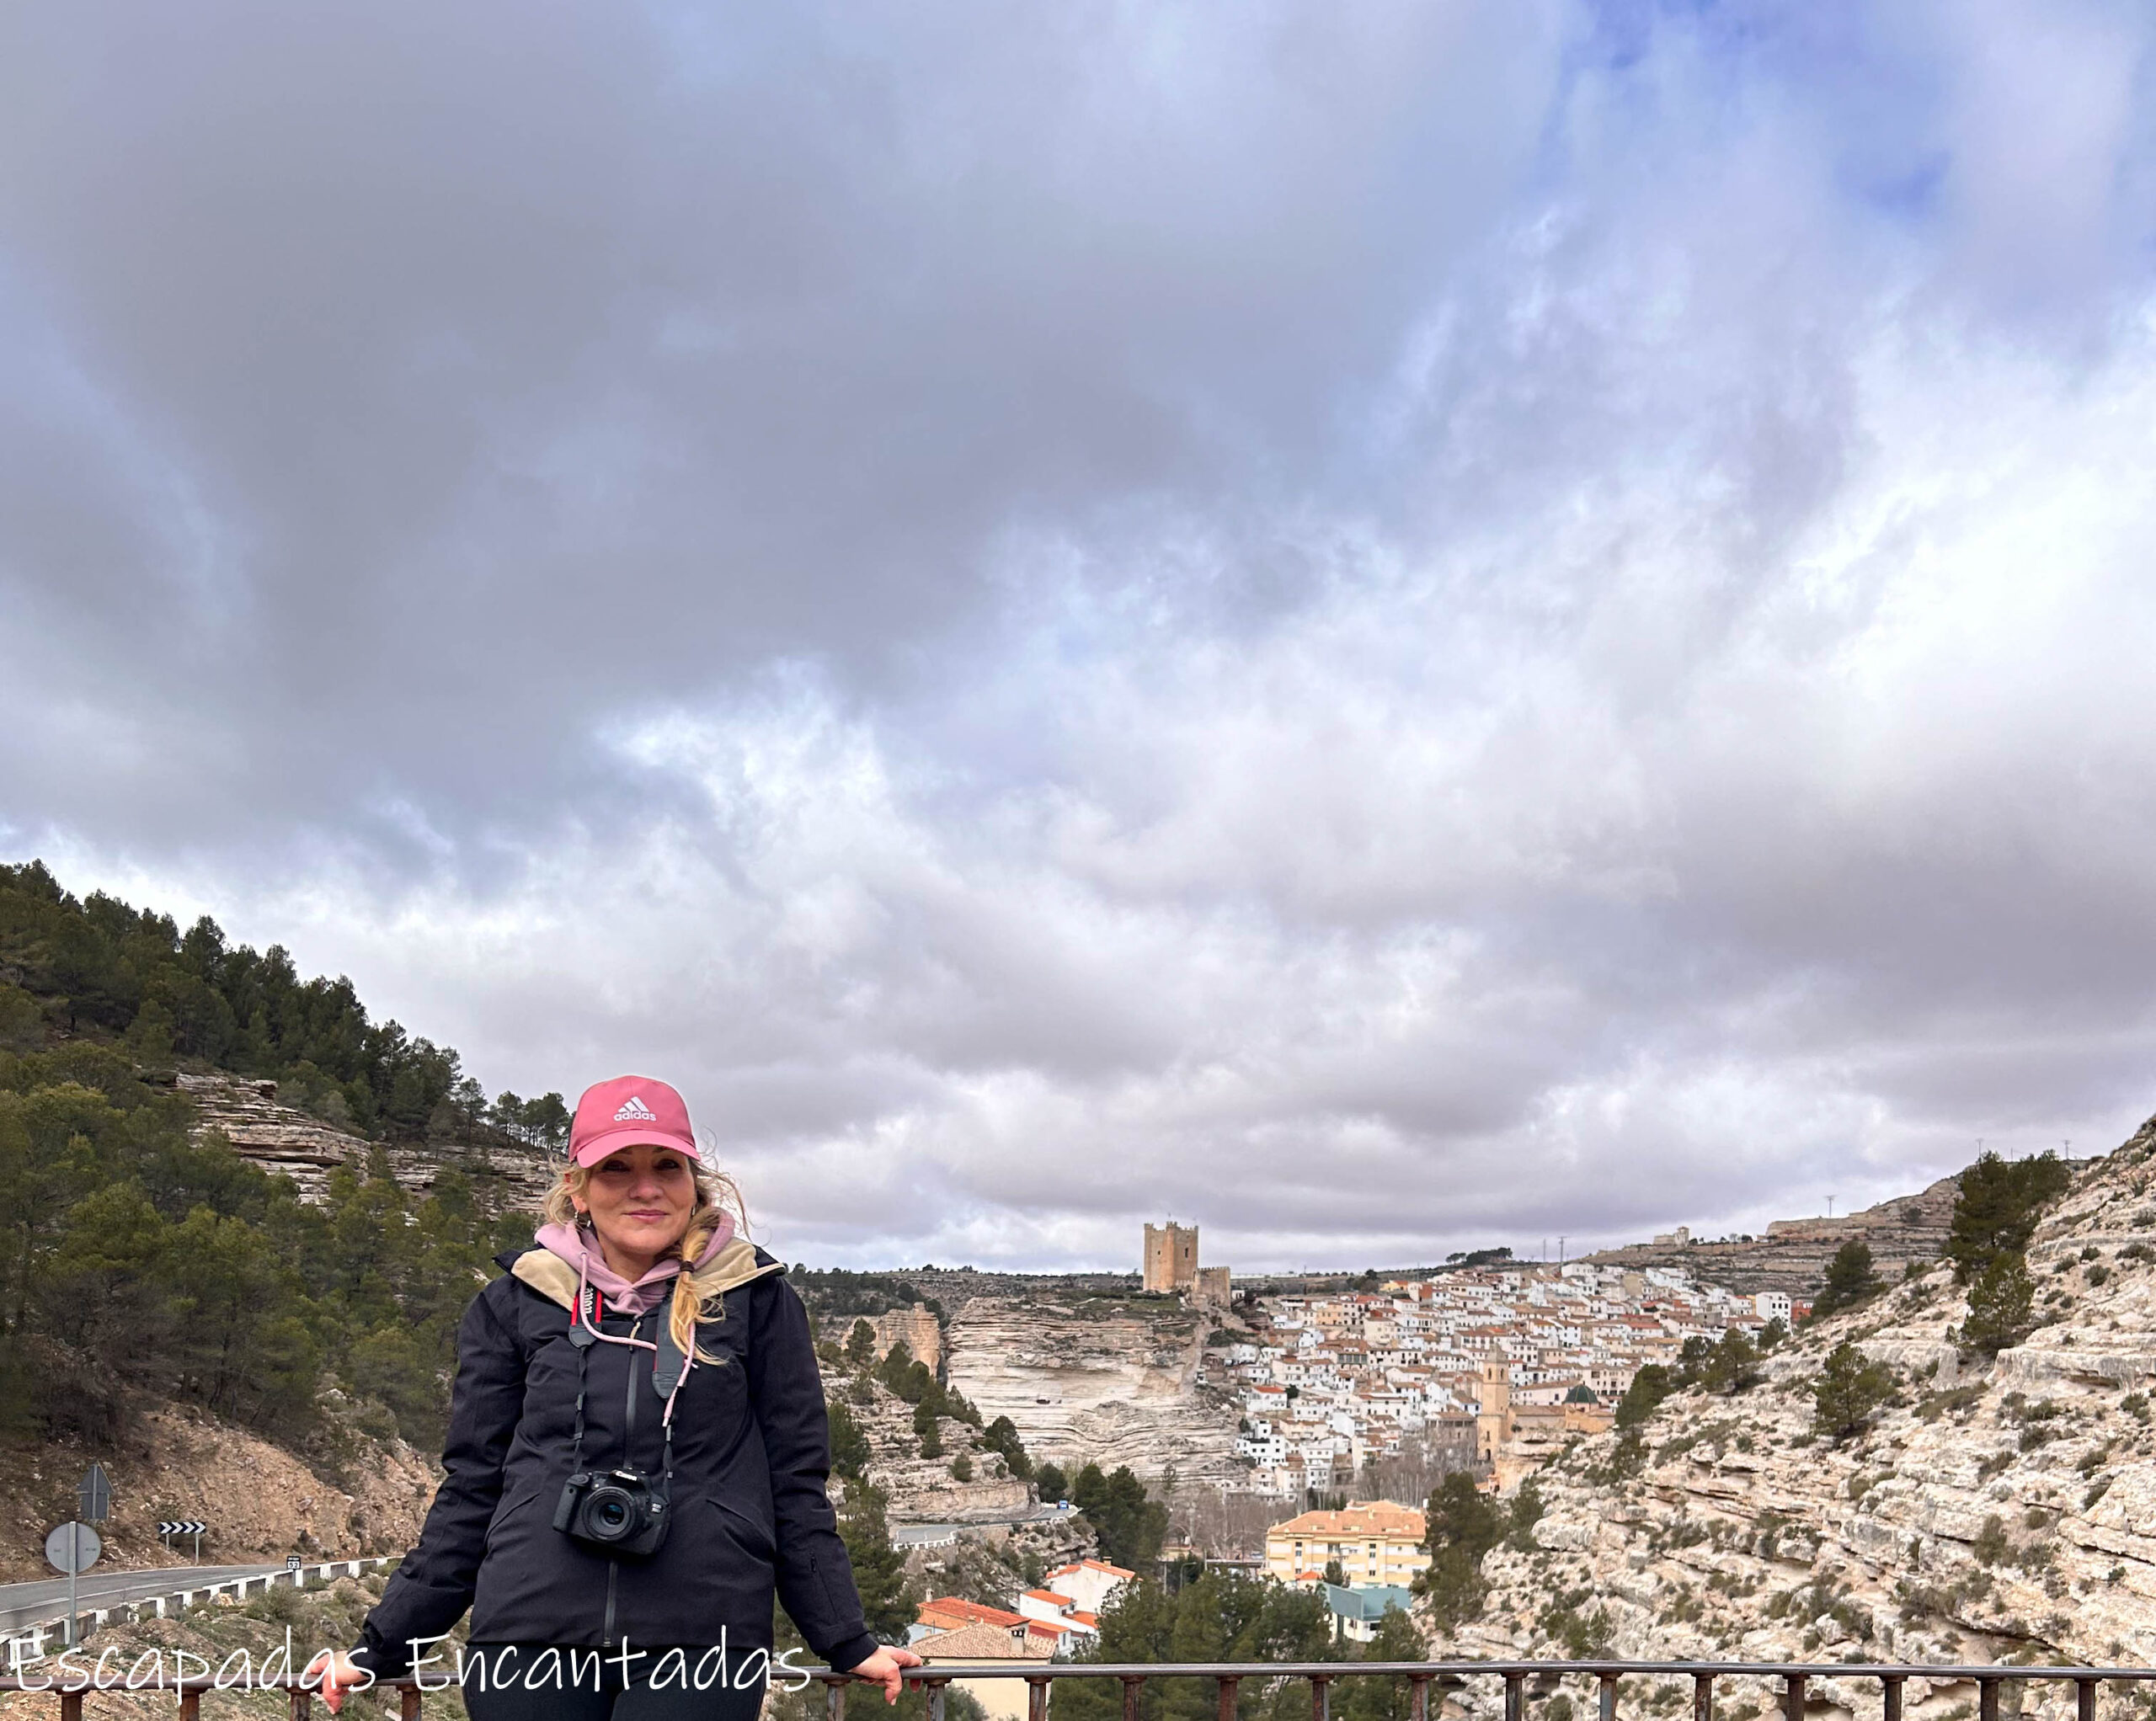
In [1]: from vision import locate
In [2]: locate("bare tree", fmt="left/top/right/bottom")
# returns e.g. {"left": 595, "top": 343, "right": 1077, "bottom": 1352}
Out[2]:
{"left": 1352, "top": 1425, "right": 1476, "bottom": 1507}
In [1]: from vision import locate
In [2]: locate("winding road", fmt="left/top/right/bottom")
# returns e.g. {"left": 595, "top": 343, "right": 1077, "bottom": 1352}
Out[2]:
{"left": 0, "top": 1563, "right": 319, "bottom": 1634}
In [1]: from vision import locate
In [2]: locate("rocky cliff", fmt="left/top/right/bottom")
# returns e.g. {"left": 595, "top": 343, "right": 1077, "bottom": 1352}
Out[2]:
{"left": 945, "top": 1290, "right": 1242, "bottom": 1484}
{"left": 1587, "top": 1175, "right": 1966, "bottom": 1297}
{"left": 844, "top": 1375, "right": 1033, "bottom": 1524}
{"left": 1446, "top": 1116, "right": 2156, "bottom": 1716}
{"left": 177, "top": 1072, "right": 557, "bottom": 1207}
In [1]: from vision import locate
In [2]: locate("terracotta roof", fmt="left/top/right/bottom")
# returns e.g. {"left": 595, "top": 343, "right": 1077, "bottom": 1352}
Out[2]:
{"left": 1266, "top": 1500, "right": 1427, "bottom": 1541}
{"left": 919, "top": 1596, "right": 1026, "bottom": 1630}
{"left": 913, "top": 1623, "right": 1053, "bottom": 1663}
{"left": 1023, "top": 1589, "right": 1075, "bottom": 1608}
{"left": 1047, "top": 1558, "right": 1136, "bottom": 1580}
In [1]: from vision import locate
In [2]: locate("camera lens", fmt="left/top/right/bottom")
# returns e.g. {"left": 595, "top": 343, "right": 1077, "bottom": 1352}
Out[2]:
{"left": 590, "top": 1487, "right": 632, "bottom": 1537}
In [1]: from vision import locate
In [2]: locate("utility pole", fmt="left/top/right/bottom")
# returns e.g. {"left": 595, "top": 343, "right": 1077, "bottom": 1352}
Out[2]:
{"left": 1827, "top": 1196, "right": 1835, "bottom": 1219}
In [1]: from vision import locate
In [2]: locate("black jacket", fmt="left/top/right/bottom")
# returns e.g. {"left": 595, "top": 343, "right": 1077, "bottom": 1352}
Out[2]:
{"left": 355, "top": 1240, "right": 878, "bottom": 1676}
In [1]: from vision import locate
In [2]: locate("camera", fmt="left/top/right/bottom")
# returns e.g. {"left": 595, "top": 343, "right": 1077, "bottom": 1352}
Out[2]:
{"left": 552, "top": 1468, "right": 670, "bottom": 1558}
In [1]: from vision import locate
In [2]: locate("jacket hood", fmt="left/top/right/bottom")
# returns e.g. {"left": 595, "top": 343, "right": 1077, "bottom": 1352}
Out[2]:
{"left": 502, "top": 1233, "right": 781, "bottom": 1316}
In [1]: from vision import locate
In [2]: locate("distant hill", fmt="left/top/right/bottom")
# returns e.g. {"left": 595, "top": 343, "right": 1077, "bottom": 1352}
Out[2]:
{"left": 1587, "top": 1173, "right": 1967, "bottom": 1297}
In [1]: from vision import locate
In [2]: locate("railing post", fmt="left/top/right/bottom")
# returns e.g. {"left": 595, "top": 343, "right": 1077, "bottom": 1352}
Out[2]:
{"left": 1694, "top": 1674, "right": 1713, "bottom": 1721}
{"left": 828, "top": 1677, "right": 849, "bottom": 1721}
{"left": 1313, "top": 1673, "right": 1333, "bottom": 1721}
{"left": 1784, "top": 1675, "right": 1806, "bottom": 1721}
{"left": 1881, "top": 1676, "right": 1903, "bottom": 1721}
{"left": 1036, "top": 1676, "right": 1056, "bottom": 1721}
{"left": 1218, "top": 1676, "right": 1241, "bottom": 1721}
{"left": 929, "top": 1677, "right": 950, "bottom": 1721}
{"left": 401, "top": 1681, "right": 423, "bottom": 1721}
{"left": 291, "top": 1687, "right": 314, "bottom": 1721}
{"left": 1415, "top": 1675, "right": 1435, "bottom": 1721}
{"left": 1506, "top": 1675, "right": 1525, "bottom": 1721}
{"left": 61, "top": 1692, "right": 83, "bottom": 1721}
{"left": 1600, "top": 1673, "right": 1620, "bottom": 1721}
{"left": 180, "top": 1692, "right": 201, "bottom": 1721}
{"left": 1978, "top": 1679, "right": 1999, "bottom": 1721}
{"left": 2077, "top": 1682, "right": 2098, "bottom": 1721}
{"left": 1123, "top": 1675, "right": 1146, "bottom": 1721}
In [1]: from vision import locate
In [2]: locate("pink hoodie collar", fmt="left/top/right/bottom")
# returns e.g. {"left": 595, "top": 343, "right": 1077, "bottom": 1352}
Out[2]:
{"left": 534, "top": 1211, "right": 738, "bottom": 1316}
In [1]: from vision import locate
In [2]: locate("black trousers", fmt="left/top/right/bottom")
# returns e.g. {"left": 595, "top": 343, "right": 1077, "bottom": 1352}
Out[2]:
{"left": 457, "top": 1644, "right": 769, "bottom": 1721}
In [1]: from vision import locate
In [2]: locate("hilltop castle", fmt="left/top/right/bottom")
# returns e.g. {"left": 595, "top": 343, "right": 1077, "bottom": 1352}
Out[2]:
{"left": 1143, "top": 1221, "right": 1231, "bottom": 1305}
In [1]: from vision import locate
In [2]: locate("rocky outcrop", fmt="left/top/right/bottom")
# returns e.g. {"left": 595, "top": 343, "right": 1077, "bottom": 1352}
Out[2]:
{"left": 945, "top": 1290, "right": 1242, "bottom": 1483}
{"left": 1588, "top": 1174, "right": 1966, "bottom": 1296}
{"left": 874, "top": 1304, "right": 945, "bottom": 1374}
{"left": 842, "top": 1377, "right": 1033, "bottom": 1524}
{"left": 1447, "top": 1116, "right": 2156, "bottom": 1713}
{"left": 177, "top": 1072, "right": 557, "bottom": 1207}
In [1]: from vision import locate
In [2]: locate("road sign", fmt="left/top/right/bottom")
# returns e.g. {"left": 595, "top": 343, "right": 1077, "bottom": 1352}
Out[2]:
{"left": 157, "top": 1521, "right": 207, "bottom": 1536}
{"left": 45, "top": 1523, "right": 100, "bottom": 1575}
{"left": 77, "top": 1466, "right": 110, "bottom": 1524}
{"left": 286, "top": 1554, "right": 302, "bottom": 1571}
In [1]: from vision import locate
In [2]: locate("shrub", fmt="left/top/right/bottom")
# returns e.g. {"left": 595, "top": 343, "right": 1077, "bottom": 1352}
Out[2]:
{"left": 950, "top": 1454, "right": 974, "bottom": 1482}
{"left": 1699, "top": 1329, "right": 1764, "bottom": 1395}
{"left": 915, "top": 1399, "right": 945, "bottom": 1458}
{"left": 1972, "top": 1515, "right": 2009, "bottom": 1567}
{"left": 1810, "top": 1241, "right": 1886, "bottom": 1322}
{"left": 981, "top": 1413, "right": 1033, "bottom": 1479}
{"left": 1812, "top": 1342, "right": 1899, "bottom": 1441}
{"left": 1508, "top": 1478, "right": 1546, "bottom": 1549}
{"left": 1615, "top": 1364, "right": 1675, "bottom": 1429}
{"left": 1957, "top": 1255, "right": 2037, "bottom": 1359}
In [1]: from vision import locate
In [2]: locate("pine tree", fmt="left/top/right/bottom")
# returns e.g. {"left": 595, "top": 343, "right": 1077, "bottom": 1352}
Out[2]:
{"left": 835, "top": 1479, "right": 915, "bottom": 1639}
{"left": 1947, "top": 1151, "right": 2073, "bottom": 1281}
{"left": 1956, "top": 1254, "right": 2036, "bottom": 1358}
{"left": 1810, "top": 1340, "right": 1898, "bottom": 1440}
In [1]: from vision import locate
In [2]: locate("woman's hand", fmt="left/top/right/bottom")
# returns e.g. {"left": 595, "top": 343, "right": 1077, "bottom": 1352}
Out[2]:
{"left": 318, "top": 1651, "right": 371, "bottom": 1716}
{"left": 845, "top": 1645, "right": 924, "bottom": 1706}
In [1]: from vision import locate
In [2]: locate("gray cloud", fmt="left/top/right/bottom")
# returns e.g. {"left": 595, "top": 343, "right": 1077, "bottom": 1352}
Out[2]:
{"left": 7, "top": 0, "right": 2156, "bottom": 1269}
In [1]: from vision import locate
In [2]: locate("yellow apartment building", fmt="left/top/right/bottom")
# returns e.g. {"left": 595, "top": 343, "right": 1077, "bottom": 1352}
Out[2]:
{"left": 1262, "top": 1500, "right": 1427, "bottom": 1588}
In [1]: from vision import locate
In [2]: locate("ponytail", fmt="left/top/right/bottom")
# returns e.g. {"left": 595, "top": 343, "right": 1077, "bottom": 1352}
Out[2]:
{"left": 670, "top": 1164, "right": 750, "bottom": 1361}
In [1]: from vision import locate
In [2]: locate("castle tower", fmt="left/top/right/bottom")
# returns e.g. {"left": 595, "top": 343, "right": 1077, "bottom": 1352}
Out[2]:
{"left": 1143, "top": 1222, "right": 1199, "bottom": 1292}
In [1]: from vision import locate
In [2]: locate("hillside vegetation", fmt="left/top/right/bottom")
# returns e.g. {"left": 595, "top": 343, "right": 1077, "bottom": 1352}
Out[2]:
{"left": 0, "top": 864, "right": 547, "bottom": 1453}
{"left": 1431, "top": 1124, "right": 2156, "bottom": 1717}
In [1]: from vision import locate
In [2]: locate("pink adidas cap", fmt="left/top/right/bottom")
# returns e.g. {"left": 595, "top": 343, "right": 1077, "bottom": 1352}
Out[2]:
{"left": 568, "top": 1075, "right": 701, "bottom": 1168}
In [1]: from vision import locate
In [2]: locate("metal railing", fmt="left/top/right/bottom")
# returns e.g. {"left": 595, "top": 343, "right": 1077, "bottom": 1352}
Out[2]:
{"left": 1, "top": 1660, "right": 2148, "bottom": 1721}
{"left": 3, "top": 1559, "right": 398, "bottom": 1641}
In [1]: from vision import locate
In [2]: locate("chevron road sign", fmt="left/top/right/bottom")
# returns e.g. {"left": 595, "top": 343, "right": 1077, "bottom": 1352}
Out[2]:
{"left": 157, "top": 1520, "right": 208, "bottom": 1563}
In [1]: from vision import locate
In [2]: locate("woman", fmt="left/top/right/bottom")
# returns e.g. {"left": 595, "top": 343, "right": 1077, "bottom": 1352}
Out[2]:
{"left": 323, "top": 1076, "right": 920, "bottom": 1718}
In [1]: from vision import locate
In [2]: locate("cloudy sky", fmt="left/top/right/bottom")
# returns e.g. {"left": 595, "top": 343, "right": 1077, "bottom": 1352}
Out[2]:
{"left": 5, "top": 2, "right": 2156, "bottom": 1271}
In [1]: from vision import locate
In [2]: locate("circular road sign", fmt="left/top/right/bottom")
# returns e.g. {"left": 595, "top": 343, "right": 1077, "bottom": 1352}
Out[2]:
{"left": 45, "top": 1522, "right": 102, "bottom": 1574}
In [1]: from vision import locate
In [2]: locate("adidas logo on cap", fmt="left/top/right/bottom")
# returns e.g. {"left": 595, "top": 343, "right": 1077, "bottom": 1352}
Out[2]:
{"left": 613, "top": 1095, "right": 659, "bottom": 1122}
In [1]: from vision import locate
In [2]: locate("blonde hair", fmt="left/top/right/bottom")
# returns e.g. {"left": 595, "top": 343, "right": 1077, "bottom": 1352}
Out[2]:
{"left": 543, "top": 1154, "right": 749, "bottom": 1360}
